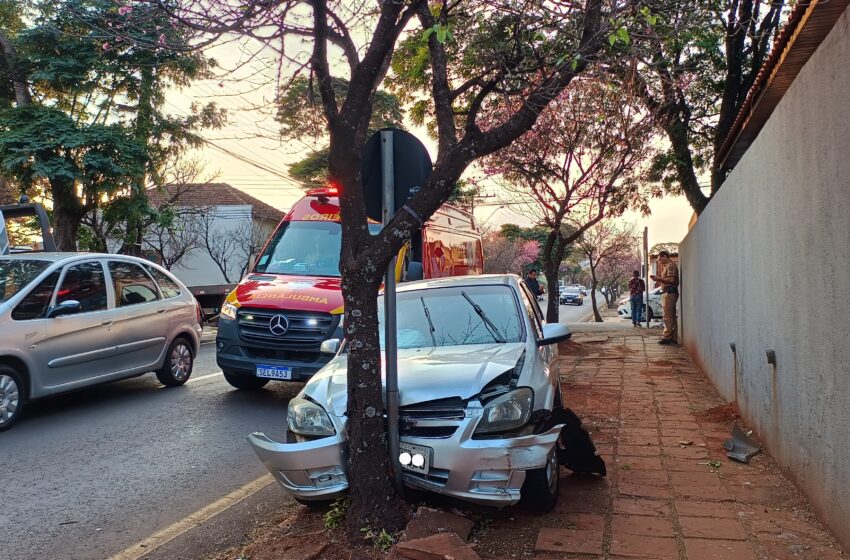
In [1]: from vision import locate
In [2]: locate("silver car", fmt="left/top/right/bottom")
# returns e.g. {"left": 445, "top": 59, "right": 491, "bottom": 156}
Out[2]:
{"left": 249, "top": 275, "right": 573, "bottom": 510}
{"left": 0, "top": 253, "right": 203, "bottom": 431}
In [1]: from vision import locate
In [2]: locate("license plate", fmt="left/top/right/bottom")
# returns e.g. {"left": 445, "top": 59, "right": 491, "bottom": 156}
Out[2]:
{"left": 256, "top": 364, "right": 292, "bottom": 380}
{"left": 399, "top": 442, "right": 432, "bottom": 474}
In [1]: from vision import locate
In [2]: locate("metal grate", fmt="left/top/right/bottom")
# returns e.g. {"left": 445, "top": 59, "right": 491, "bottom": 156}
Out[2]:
{"left": 237, "top": 308, "right": 336, "bottom": 348}
{"left": 400, "top": 398, "right": 465, "bottom": 439}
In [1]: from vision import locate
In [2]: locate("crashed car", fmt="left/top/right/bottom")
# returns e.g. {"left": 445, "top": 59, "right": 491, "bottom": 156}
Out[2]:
{"left": 249, "top": 275, "right": 598, "bottom": 511}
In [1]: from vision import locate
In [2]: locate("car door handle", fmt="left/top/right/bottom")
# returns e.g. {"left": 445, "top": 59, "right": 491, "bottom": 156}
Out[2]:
{"left": 101, "top": 320, "right": 114, "bottom": 327}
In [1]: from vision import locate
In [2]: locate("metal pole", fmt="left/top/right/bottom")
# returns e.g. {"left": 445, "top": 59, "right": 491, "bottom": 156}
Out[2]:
{"left": 381, "top": 130, "right": 403, "bottom": 494}
{"left": 643, "top": 227, "right": 650, "bottom": 329}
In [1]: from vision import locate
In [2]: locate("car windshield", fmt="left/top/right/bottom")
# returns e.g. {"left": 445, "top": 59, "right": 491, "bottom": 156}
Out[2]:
{"left": 0, "top": 259, "right": 51, "bottom": 303}
{"left": 564, "top": 288, "right": 580, "bottom": 294}
{"left": 254, "top": 221, "right": 381, "bottom": 277}
{"left": 378, "top": 285, "right": 523, "bottom": 349}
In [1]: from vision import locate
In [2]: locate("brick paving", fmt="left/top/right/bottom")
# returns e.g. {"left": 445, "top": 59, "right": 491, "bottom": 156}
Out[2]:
{"left": 534, "top": 330, "right": 847, "bottom": 560}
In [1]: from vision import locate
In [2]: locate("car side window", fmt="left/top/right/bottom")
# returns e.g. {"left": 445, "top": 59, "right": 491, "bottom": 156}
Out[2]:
{"left": 145, "top": 266, "right": 181, "bottom": 299}
{"left": 57, "top": 262, "right": 108, "bottom": 312}
{"left": 518, "top": 284, "right": 543, "bottom": 338}
{"left": 108, "top": 261, "right": 160, "bottom": 306}
{"left": 12, "top": 271, "right": 60, "bottom": 320}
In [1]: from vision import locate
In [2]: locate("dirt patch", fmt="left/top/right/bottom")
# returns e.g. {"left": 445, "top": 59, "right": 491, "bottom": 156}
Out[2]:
{"left": 696, "top": 401, "right": 741, "bottom": 424}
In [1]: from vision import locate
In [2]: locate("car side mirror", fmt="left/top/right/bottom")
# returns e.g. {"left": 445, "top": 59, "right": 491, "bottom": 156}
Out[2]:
{"left": 320, "top": 338, "right": 341, "bottom": 355}
{"left": 405, "top": 261, "right": 424, "bottom": 282}
{"left": 48, "top": 299, "right": 81, "bottom": 318}
{"left": 538, "top": 323, "right": 572, "bottom": 346}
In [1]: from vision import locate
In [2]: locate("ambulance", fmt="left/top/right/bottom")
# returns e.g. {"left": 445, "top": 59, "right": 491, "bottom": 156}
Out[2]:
{"left": 215, "top": 187, "right": 483, "bottom": 389}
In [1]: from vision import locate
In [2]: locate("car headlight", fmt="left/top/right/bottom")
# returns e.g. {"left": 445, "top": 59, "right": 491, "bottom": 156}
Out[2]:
{"left": 220, "top": 301, "right": 239, "bottom": 320}
{"left": 288, "top": 397, "right": 335, "bottom": 436}
{"left": 475, "top": 388, "right": 533, "bottom": 434}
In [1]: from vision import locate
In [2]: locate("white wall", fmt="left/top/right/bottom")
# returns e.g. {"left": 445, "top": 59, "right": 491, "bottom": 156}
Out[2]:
{"left": 680, "top": 6, "right": 850, "bottom": 547}
{"left": 169, "top": 204, "right": 253, "bottom": 287}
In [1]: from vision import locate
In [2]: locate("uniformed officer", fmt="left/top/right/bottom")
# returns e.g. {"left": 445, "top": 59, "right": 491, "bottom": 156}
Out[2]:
{"left": 651, "top": 250, "right": 679, "bottom": 345}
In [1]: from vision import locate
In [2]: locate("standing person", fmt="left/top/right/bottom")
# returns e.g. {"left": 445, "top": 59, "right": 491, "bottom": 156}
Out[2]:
{"left": 524, "top": 269, "right": 543, "bottom": 298}
{"left": 628, "top": 270, "right": 646, "bottom": 327}
{"left": 651, "top": 250, "right": 680, "bottom": 345}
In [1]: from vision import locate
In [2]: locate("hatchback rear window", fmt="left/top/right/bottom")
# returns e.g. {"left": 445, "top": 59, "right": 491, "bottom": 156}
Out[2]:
{"left": 145, "top": 266, "right": 181, "bottom": 298}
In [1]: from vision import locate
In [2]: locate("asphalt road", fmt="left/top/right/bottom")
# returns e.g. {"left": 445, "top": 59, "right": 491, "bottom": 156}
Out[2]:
{"left": 0, "top": 341, "right": 299, "bottom": 560}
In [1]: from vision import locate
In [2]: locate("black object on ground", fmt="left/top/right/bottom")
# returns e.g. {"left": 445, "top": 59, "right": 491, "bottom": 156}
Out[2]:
{"left": 553, "top": 408, "right": 607, "bottom": 476}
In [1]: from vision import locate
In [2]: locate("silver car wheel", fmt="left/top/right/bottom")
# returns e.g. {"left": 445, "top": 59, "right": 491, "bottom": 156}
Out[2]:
{"left": 546, "top": 448, "right": 559, "bottom": 495}
{"left": 170, "top": 343, "right": 192, "bottom": 381}
{"left": 0, "top": 374, "right": 20, "bottom": 425}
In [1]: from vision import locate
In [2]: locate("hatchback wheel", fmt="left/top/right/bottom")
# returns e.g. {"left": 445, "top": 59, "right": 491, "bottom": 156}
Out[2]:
{"left": 156, "top": 338, "right": 194, "bottom": 387}
{"left": 223, "top": 371, "right": 270, "bottom": 390}
{"left": 521, "top": 446, "right": 560, "bottom": 512}
{"left": 0, "top": 366, "right": 24, "bottom": 432}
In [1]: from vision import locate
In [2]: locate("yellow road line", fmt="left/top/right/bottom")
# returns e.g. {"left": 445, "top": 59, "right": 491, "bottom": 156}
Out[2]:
{"left": 185, "top": 371, "right": 222, "bottom": 384}
{"left": 106, "top": 474, "right": 275, "bottom": 560}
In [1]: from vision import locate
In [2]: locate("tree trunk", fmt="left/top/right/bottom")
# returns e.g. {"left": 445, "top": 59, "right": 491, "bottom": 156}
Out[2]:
{"left": 589, "top": 265, "right": 603, "bottom": 322}
{"left": 52, "top": 178, "right": 85, "bottom": 251}
{"left": 332, "top": 129, "right": 407, "bottom": 536}
{"left": 664, "top": 116, "right": 709, "bottom": 215}
{"left": 340, "top": 266, "right": 408, "bottom": 535}
{"left": 542, "top": 232, "right": 566, "bottom": 323}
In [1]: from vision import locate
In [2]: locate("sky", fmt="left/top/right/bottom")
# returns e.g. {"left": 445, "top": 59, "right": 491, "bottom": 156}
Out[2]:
{"left": 168, "top": 37, "right": 695, "bottom": 252}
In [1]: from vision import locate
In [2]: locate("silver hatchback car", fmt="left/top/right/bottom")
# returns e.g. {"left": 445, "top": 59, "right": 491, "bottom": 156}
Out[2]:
{"left": 249, "top": 275, "right": 575, "bottom": 510}
{"left": 0, "top": 253, "right": 203, "bottom": 431}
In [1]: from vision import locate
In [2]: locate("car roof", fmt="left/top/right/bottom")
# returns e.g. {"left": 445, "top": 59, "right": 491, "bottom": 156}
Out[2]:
{"left": 0, "top": 252, "right": 156, "bottom": 265}
{"left": 396, "top": 274, "right": 517, "bottom": 293}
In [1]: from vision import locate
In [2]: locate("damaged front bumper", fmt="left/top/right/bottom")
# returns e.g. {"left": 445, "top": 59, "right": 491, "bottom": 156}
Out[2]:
{"left": 248, "top": 431, "right": 348, "bottom": 502}
{"left": 248, "top": 420, "right": 563, "bottom": 507}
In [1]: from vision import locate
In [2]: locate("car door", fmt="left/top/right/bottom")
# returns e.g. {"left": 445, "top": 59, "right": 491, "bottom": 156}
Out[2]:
{"left": 28, "top": 259, "right": 121, "bottom": 392}
{"left": 106, "top": 260, "right": 170, "bottom": 373}
{"left": 518, "top": 282, "right": 558, "bottom": 381}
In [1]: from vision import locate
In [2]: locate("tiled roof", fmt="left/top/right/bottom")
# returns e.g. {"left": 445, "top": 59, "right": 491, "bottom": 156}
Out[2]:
{"left": 717, "top": 0, "right": 850, "bottom": 170}
{"left": 147, "top": 183, "right": 285, "bottom": 222}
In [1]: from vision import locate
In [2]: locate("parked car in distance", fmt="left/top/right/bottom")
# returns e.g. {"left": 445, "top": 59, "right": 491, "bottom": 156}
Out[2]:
{"left": 560, "top": 287, "right": 584, "bottom": 306}
{"left": 0, "top": 253, "right": 203, "bottom": 431}
{"left": 617, "top": 286, "right": 663, "bottom": 322}
{"left": 249, "top": 275, "right": 573, "bottom": 511}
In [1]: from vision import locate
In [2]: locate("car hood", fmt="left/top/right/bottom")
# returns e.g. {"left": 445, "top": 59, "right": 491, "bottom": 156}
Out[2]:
{"left": 303, "top": 342, "right": 527, "bottom": 416}
{"left": 228, "top": 273, "right": 343, "bottom": 313}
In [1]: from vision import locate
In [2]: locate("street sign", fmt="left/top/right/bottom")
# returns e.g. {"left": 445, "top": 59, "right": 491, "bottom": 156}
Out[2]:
{"left": 362, "top": 127, "right": 432, "bottom": 223}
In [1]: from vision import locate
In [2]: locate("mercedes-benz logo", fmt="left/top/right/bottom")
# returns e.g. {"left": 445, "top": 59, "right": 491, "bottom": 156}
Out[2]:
{"left": 269, "top": 314, "right": 289, "bottom": 336}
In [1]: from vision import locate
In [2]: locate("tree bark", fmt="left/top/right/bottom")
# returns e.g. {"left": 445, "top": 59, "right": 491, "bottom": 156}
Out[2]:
{"left": 52, "top": 177, "right": 85, "bottom": 251}
{"left": 664, "top": 116, "right": 709, "bottom": 215}
{"left": 589, "top": 264, "right": 603, "bottom": 322}
{"left": 542, "top": 231, "right": 567, "bottom": 323}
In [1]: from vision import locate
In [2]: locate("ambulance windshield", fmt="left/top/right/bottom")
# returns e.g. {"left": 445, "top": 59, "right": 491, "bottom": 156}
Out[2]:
{"left": 255, "top": 221, "right": 381, "bottom": 277}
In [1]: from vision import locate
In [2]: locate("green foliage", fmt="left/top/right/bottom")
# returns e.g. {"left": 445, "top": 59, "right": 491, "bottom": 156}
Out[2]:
{"left": 0, "top": 0, "right": 220, "bottom": 248}
{"left": 360, "top": 526, "right": 395, "bottom": 552}
{"left": 323, "top": 498, "right": 348, "bottom": 530}
{"left": 281, "top": 77, "right": 404, "bottom": 189}
{"left": 277, "top": 76, "right": 403, "bottom": 142}
{"left": 0, "top": 105, "right": 145, "bottom": 191}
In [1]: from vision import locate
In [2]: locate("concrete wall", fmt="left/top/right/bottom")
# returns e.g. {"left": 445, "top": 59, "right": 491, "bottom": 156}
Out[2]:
{"left": 680, "top": 6, "right": 850, "bottom": 548}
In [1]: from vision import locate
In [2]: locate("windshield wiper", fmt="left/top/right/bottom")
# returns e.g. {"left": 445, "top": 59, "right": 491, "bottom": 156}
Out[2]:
{"left": 461, "top": 291, "right": 506, "bottom": 343}
{"left": 420, "top": 297, "right": 438, "bottom": 347}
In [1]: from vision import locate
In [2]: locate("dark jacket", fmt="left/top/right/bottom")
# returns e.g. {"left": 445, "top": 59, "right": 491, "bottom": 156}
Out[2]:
{"left": 524, "top": 277, "right": 542, "bottom": 295}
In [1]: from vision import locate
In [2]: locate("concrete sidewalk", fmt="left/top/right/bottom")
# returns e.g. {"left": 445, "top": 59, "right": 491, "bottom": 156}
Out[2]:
{"left": 534, "top": 329, "right": 846, "bottom": 560}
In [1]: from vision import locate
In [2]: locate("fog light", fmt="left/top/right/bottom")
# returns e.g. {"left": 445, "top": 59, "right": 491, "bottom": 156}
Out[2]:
{"left": 216, "top": 341, "right": 225, "bottom": 351}
{"left": 411, "top": 454, "right": 425, "bottom": 468}
{"left": 399, "top": 452, "right": 412, "bottom": 465}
